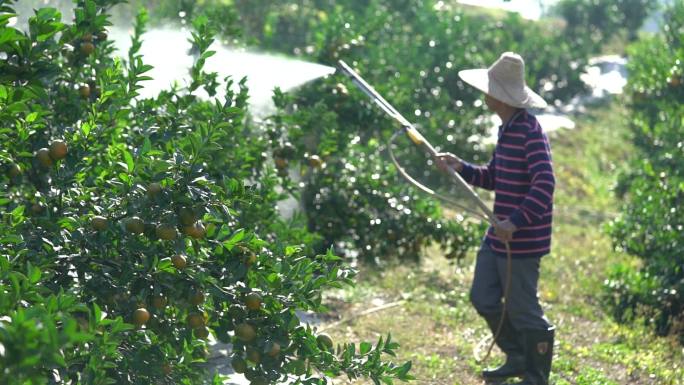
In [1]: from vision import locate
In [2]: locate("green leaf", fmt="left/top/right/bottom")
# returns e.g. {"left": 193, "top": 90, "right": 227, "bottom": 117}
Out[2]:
{"left": 141, "top": 136, "right": 151, "bottom": 155}
{"left": 223, "top": 228, "right": 245, "bottom": 250}
{"left": 266, "top": 273, "right": 279, "bottom": 283}
{"left": 123, "top": 149, "right": 134, "bottom": 172}
{"left": 1, "top": 235, "right": 23, "bottom": 244}
{"left": 397, "top": 361, "right": 412, "bottom": 377}
{"left": 156, "top": 259, "right": 175, "bottom": 273}
{"left": 90, "top": 302, "right": 101, "bottom": 322}
{"left": 285, "top": 245, "right": 301, "bottom": 257}
{"left": 81, "top": 121, "right": 91, "bottom": 136}
{"left": 360, "top": 342, "right": 372, "bottom": 355}
{"left": 52, "top": 351, "right": 67, "bottom": 367}
{"left": 58, "top": 217, "right": 79, "bottom": 231}
{"left": 11, "top": 205, "right": 25, "bottom": 223}
{"left": 28, "top": 263, "right": 41, "bottom": 283}
{"left": 118, "top": 173, "right": 130, "bottom": 183}
{"left": 0, "top": 27, "right": 22, "bottom": 46}
{"left": 26, "top": 112, "right": 38, "bottom": 123}
{"left": 200, "top": 50, "right": 216, "bottom": 62}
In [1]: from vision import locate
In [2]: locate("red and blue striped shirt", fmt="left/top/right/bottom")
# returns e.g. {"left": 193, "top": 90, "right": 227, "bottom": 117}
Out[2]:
{"left": 460, "top": 110, "right": 555, "bottom": 258}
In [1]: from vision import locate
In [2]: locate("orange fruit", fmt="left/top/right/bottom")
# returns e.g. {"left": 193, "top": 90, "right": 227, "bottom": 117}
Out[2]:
{"left": 49, "top": 140, "right": 68, "bottom": 160}
{"left": 155, "top": 223, "right": 177, "bottom": 240}
{"left": 97, "top": 31, "right": 107, "bottom": 41}
{"left": 82, "top": 33, "right": 93, "bottom": 42}
{"left": 244, "top": 293, "right": 262, "bottom": 311}
{"left": 91, "top": 216, "right": 108, "bottom": 231}
{"left": 151, "top": 295, "right": 167, "bottom": 309}
{"left": 266, "top": 341, "right": 281, "bottom": 357}
{"left": 194, "top": 326, "right": 210, "bottom": 339}
{"left": 124, "top": 217, "right": 145, "bottom": 234}
{"left": 245, "top": 253, "right": 258, "bottom": 267}
{"left": 31, "top": 202, "right": 45, "bottom": 214}
{"left": 79, "top": 85, "right": 90, "bottom": 98}
{"left": 132, "top": 308, "right": 150, "bottom": 326}
{"left": 187, "top": 312, "right": 205, "bottom": 329}
{"left": 231, "top": 356, "right": 247, "bottom": 373}
{"left": 7, "top": 163, "right": 21, "bottom": 178}
{"left": 161, "top": 363, "right": 172, "bottom": 375}
{"left": 235, "top": 323, "right": 256, "bottom": 342}
{"left": 316, "top": 333, "right": 333, "bottom": 351}
{"left": 80, "top": 42, "right": 95, "bottom": 56}
{"left": 183, "top": 222, "right": 206, "bottom": 239}
{"left": 189, "top": 290, "right": 205, "bottom": 306}
{"left": 178, "top": 207, "right": 196, "bottom": 226}
{"left": 35, "top": 148, "right": 53, "bottom": 168}
{"left": 171, "top": 254, "right": 187, "bottom": 270}
{"left": 274, "top": 157, "right": 288, "bottom": 170}
{"left": 246, "top": 347, "right": 261, "bottom": 364}
{"left": 308, "top": 155, "right": 323, "bottom": 168}
{"left": 146, "top": 182, "right": 162, "bottom": 197}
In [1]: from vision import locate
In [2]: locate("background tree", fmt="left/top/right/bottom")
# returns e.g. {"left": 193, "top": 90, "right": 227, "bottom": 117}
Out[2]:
{"left": 552, "top": 0, "right": 660, "bottom": 51}
{"left": 604, "top": 1, "right": 684, "bottom": 342}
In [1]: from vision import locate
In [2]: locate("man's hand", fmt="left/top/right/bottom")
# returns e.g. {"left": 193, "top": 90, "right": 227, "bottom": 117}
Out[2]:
{"left": 435, "top": 152, "right": 463, "bottom": 173}
{"left": 495, "top": 219, "right": 517, "bottom": 242}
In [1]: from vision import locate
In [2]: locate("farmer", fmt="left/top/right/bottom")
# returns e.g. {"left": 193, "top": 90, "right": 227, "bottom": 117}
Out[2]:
{"left": 436, "top": 52, "right": 555, "bottom": 385}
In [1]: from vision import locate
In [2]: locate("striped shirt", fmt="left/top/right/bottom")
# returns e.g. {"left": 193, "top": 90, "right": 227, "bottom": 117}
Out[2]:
{"left": 460, "top": 109, "right": 555, "bottom": 258}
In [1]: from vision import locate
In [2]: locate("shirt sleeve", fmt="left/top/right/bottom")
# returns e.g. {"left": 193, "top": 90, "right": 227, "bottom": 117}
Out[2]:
{"left": 509, "top": 127, "right": 555, "bottom": 228}
{"left": 458, "top": 150, "right": 496, "bottom": 191}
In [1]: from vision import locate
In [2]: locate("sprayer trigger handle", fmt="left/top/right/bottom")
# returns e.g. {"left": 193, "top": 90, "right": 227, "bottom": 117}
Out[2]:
{"left": 405, "top": 126, "right": 426, "bottom": 146}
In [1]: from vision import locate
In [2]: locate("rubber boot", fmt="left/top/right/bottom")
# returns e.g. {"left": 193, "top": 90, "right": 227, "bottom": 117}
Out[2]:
{"left": 481, "top": 312, "right": 525, "bottom": 380}
{"left": 510, "top": 326, "right": 555, "bottom": 385}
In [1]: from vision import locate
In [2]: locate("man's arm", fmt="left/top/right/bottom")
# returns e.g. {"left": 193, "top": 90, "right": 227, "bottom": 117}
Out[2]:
{"left": 458, "top": 152, "right": 496, "bottom": 191}
{"left": 508, "top": 127, "right": 555, "bottom": 228}
{"left": 435, "top": 151, "right": 496, "bottom": 191}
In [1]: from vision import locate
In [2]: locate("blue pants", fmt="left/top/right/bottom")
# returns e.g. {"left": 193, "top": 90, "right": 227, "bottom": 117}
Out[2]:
{"left": 470, "top": 242, "right": 551, "bottom": 331}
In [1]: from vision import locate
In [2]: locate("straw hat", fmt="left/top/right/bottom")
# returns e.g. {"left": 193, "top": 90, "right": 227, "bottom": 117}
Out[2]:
{"left": 458, "top": 52, "right": 547, "bottom": 109}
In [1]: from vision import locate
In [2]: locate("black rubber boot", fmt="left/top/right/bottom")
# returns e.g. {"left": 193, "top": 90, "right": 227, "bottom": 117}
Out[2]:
{"left": 481, "top": 312, "right": 525, "bottom": 380}
{"left": 510, "top": 326, "right": 555, "bottom": 385}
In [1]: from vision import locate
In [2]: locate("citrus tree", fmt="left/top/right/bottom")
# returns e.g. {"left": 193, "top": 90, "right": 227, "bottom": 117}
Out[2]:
{"left": 0, "top": 1, "right": 411, "bottom": 383}
{"left": 604, "top": 2, "right": 684, "bottom": 341}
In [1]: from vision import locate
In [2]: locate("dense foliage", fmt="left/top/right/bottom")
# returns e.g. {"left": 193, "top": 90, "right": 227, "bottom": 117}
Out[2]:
{"left": 0, "top": 1, "right": 412, "bottom": 383}
{"left": 118, "top": 0, "right": 614, "bottom": 263}
{"left": 551, "top": 0, "right": 659, "bottom": 46}
{"left": 238, "top": 0, "right": 599, "bottom": 261}
{"left": 604, "top": 2, "right": 684, "bottom": 342}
